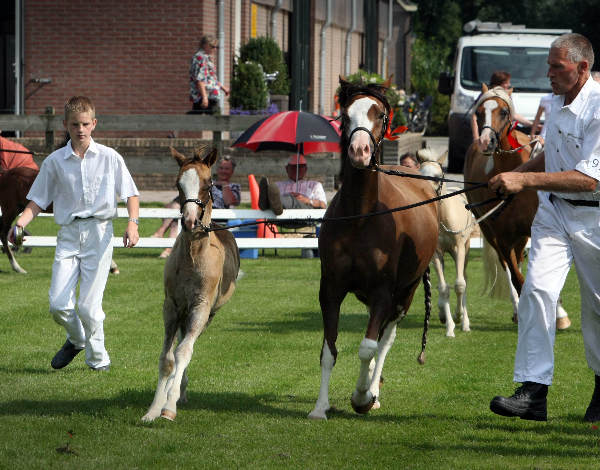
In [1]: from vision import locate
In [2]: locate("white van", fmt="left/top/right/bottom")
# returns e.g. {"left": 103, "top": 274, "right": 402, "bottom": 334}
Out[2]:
{"left": 438, "top": 21, "right": 571, "bottom": 173}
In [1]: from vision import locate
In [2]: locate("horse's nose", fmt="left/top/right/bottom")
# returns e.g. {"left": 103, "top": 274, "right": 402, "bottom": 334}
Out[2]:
{"left": 348, "top": 131, "right": 372, "bottom": 168}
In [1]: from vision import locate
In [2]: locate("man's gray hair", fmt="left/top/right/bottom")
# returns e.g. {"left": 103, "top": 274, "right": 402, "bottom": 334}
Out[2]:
{"left": 552, "top": 33, "right": 595, "bottom": 70}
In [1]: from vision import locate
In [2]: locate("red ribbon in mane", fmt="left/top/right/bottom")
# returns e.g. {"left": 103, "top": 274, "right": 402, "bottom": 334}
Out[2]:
{"left": 384, "top": 108, "right": 408, "bottom": 140}
{"left": 506, "top": 121, "right": 523, "bottom": 152}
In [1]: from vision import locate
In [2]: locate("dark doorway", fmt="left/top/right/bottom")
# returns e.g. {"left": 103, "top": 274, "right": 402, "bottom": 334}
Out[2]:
{"left": 0, "top": 1, "right": 16, "bottom": 114}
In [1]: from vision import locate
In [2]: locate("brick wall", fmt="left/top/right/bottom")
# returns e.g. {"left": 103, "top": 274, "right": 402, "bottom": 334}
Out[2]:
{"left": 23, "top": 0, "right": 229, "bottom": 116}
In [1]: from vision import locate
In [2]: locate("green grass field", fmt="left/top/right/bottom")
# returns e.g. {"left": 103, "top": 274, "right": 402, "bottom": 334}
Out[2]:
{"left": 0, "top": 216, "right": 599, "bottom": 469}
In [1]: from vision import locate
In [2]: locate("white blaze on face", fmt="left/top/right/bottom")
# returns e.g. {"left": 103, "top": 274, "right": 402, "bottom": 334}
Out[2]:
{"left": 347, "top": 97, "right": 377, "bottom": 168}
{"left": 479, "top": 100, "right": 498, "bottom": 151}
{"left": 179, "top": 168, "right": 200, "bottom": 229}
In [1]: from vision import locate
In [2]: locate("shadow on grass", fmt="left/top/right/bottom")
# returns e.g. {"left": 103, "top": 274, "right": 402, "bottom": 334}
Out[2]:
{"left": 227, "top": 310, "right": 457, "bottom": 335}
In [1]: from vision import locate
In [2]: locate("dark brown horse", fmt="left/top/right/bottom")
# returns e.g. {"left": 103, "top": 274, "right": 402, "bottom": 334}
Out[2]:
{"left": 142, "top": 146, "right": 240, "bottom": 422}
{"left": 464, "top": 84, "right": 570, "bottom": 329}
{"left": 0, "top": 167, "right": 39, "bottom": 273}
{"left": 308, "top": 78, "right": 439, "bottom": 419}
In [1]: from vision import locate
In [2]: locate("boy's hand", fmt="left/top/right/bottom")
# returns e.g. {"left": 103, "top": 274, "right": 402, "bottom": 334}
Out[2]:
{"left": 8, "top": 225, "right": 24, "bottom": 246}
{"left": 123, "top": 223, "right": 139, "bottom": 248}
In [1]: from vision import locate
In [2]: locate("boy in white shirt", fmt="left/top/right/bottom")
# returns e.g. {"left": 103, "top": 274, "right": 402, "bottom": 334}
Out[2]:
{"left": 9, "top": 96, "right": 140, "bottom": 371}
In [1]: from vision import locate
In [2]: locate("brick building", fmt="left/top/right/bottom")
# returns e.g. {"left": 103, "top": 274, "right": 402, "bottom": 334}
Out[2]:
{"left": 2, "top": 0, "right": 417, "bottom": 118}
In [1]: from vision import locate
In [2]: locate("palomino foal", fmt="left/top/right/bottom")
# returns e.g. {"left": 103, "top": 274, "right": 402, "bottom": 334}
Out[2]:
{"left": 418, "top": 148, "right": 474, "bottom": 337}
{"left": 142, "top": 146, "right": 239, "bottom": 422}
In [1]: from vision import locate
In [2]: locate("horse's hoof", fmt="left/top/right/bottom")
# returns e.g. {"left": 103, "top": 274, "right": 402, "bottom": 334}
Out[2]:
{"left": 512, "top": 313, "right": 518, "bottom": 324}
{"left": 557, "top": 316, "right": 571, "bottom": 330}
{"left": 351, "top": 394, "right": 376, "bottom": 414}
{"left": 141, "top": 413, "right": 157, "bottom": 423}
{"left": 371, "top": 399, "right": 381, "bottom": 410}
{"left": 160, "top": 409, "right": 176, "bottom": 421}
{"left": 308, "top": 409, "right": 328, "bottom": 420}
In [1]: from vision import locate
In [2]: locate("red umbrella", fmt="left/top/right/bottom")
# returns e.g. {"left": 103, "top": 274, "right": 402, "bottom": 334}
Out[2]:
{"left": 232, "top": 111, "right": 341, "bottom": 155}
{"left": 0, "top": 136, "right": 38, "bottom": 171}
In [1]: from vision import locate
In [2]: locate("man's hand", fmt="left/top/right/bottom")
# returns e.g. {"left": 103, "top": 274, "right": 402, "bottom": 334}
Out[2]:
{"left": 291, "top": 192, "right": 311, "bottom": 206}
{"left": 489, "top": 172, "right": 527, "bottom": 197}
{"left": 123, "top": 223, "right": 139, "bottom": 248}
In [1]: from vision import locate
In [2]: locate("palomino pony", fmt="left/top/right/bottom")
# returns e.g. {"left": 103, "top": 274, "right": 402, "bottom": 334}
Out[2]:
{"left": 142, "top": 146, "right": 240, "bottom": 422}
{"left": 464, "top": 84, "right": 570, "bottom": 329}
{"left": 308, "top": 78, "right": 439, "bottom": 420}
{"left": 0, "top": 166, "right": 39, "bottom": 273}
{"left": 418, "top": 148, "right": 475, "bottom": 337}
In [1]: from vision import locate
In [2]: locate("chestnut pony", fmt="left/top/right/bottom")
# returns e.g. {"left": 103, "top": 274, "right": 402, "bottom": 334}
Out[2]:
{"left": 142, "top": 146, "right": 240, "bottom": 422}
{"left": 464, "top": 84, "right": 570, "bottom": 329}
{"left": 309, "top": 78, "right": 439, "bottom": 419}
{"left": 0, "top": 167, "right": 39, "bottom": 273}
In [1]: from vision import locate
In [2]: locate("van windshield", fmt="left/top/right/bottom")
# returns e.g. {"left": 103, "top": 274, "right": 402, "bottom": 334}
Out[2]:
{"left": 460, "top": 46, "right": 552, "bottom": 92}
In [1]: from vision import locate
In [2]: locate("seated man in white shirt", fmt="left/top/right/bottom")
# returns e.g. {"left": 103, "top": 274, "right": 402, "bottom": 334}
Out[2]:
{"left": 258, "top": 154, "right": 327, "bottom": 215}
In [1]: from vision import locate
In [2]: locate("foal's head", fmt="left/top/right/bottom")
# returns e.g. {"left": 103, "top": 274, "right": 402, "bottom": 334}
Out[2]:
{"left": 474, "top": 84, "right": 515, "bottom": 155}
{"left": 338, "top": 77, "right": 391, "bottom": 169}
{"left": 170, "top": 145, "right": 217, "bottom": 232}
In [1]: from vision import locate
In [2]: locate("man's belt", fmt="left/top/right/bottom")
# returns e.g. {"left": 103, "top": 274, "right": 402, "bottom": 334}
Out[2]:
{"left": 550, "top": 194, "right": 600, "bottom": 207}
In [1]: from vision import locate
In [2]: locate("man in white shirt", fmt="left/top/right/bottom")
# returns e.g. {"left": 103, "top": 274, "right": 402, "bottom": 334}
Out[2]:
{"left": 258, "top": 154, "right": 327, "bottom": 215}
{"left": 9, "top": 96, "right": 140, "bottom": 372}
{"left": 488, "top": 34, "right": 600, "bottom": 422}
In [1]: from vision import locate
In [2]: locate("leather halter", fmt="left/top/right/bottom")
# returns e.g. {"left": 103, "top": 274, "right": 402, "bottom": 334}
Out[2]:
{"left": 346, "top": 91, "right": 390, "bottom": 168}
{"left": 180, "top": 181, "right": 213, "bottom": 232}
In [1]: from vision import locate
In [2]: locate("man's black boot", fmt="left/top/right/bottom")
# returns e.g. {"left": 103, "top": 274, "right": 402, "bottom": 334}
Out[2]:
{"left": 584, "top": 375, "right": 600, "bottom": 422}
{"left": 490, "top": 382, "right": 548, "bottom": 421}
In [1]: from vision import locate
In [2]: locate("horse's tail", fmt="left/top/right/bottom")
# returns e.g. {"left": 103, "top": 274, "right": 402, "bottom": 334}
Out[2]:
{"left": 418, "top": 266, "right": 431, "bottom": 365}
{"left": 481, "top": 238, "right": 510, "bottom": 299}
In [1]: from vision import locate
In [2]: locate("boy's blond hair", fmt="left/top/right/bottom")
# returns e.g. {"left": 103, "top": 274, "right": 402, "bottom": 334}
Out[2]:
{"left": 64, "top": 96, "right": 95, "bottom": 120}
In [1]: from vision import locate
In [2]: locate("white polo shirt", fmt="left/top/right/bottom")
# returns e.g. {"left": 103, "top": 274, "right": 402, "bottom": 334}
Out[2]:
{"left": 545, "top": 77, "right": 600, "bottom": 201}
{"left": 275, "top": 179, "right": 327, "bottom": 204}
{"left": 27, "top": 138, "right": 139, "bottom": 225}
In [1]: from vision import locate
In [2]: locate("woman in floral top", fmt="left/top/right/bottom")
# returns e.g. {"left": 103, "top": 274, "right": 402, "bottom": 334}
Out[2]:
{"left": 189, "top": 35, "right": 229, "bottom": 114}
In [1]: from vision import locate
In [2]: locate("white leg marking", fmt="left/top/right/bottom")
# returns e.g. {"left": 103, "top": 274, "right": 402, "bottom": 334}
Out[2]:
{"left": 351, "top": 338, "right": 378, "bottom": 409}
{"left": 309, "top": 342, "right": 335, "bottom": 420}
{"left": 368, "top": 322, "right": 398, "bottom": 409}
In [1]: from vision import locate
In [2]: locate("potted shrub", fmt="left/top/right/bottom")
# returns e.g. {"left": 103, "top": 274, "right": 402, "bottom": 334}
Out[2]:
{"left": 239, "top": 37, "right": 290, "bottom": 111}
{"left": 229, "top": 60, "right": 268, "bottom": 112}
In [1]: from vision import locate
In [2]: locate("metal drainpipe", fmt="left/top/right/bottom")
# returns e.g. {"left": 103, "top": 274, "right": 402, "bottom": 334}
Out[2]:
{"left": 270, "top": 0, "right": 282, "bottom": 39}
{"left": 319, "top": 0, "right": 332, "bottom": 115}
{"left": 381, "top": 0, "right": 393, "bottom": 78}
{"left": 344, "top": 0, "right": 356, "bottom": 76}
{"left": 218, "top": 0, "right": 225, "bottom": 113}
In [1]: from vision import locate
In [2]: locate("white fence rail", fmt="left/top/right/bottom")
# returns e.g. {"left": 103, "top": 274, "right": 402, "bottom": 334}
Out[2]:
{"left": 3, "top": 207, "right": 492, "bottom": 250}
{"left": 13, "top": 208, "right": 326, "bottom": 249}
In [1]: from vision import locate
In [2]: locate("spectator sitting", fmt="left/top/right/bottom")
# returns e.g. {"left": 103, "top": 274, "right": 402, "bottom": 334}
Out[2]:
{"left": 152, "top": 155, "right": 240, "bottom": 259}
{"left": 258, "top": 154, "right": 327, "bottom": 215}
{"left": 400, "top": 152, "right": 420, "bottom": 169}
{"left": 258, "top": 154, "right": 327, "bottom": 258}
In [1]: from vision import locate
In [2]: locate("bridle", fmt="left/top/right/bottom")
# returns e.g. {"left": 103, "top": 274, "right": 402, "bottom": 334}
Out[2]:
{"left": 345, "top": 91, "right": 390, "bottom": 168}
{"left": 179, "top": 180, "right": 214, "bottom": 232}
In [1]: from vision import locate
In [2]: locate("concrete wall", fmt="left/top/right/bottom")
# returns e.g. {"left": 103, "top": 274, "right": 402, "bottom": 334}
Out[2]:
{"left": 16, "top": 132, "right": 424, "bottom": 191}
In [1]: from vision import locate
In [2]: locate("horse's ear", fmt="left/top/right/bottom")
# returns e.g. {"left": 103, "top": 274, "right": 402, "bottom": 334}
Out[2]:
{"left": 482, "top": 83, "right": 489, "bottom": 93}
{"left": 339, "top": 75, "right": 350, "bottom": 87}
{"left": 170, "top": 147, "right": 187, "bottom": 167}
{"left": 199, "top": 147, "right": 219, "bottom": 167}
{"left": 382, "top": 75, "right": 394, "bottom": 89}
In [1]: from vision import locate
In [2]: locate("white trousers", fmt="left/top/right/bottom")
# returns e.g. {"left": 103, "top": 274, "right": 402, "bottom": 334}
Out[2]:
{"left": 48, "top": 218, "right": 113, "bottom": 368}
{"left": 514, "top": 193, "right": 600, "bottom": 385}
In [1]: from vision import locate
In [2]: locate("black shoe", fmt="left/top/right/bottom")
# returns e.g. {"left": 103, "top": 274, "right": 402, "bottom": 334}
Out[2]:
{"left": 490, "top": 382, "right": 548, "bottom": 421}
{"left": 51, "top": 340, "right": 83, "bottom": 369}
{"left": 584, "top": 375, "right": 600, "bottom": 422}
{"left": 259, "top": 177, "right": 270, "bottom": 211}
{"left": 267, "top": 183, "right": 283, "bottom": 215}
{"left": 90, "top": 364, "right": 110, "bottom": 372}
